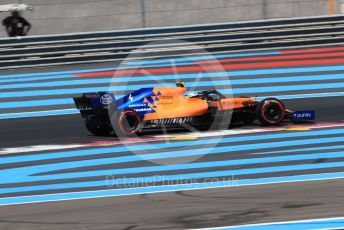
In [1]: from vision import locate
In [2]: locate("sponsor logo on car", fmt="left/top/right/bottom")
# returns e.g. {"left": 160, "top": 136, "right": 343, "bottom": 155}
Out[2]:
{"left": 150, "top": 117, "right": 193, "bottom": 124}
{"left": 293, "top": 110, "right": 315, "bottom": 120}
{"left": 135, "top": 108, "right": 153, "bottom": 112}
{"left": 129, "top": 103, "right": 147, "bottom": 108}
{"left": 100, "top": 94, "right": 114, "bottom": 105}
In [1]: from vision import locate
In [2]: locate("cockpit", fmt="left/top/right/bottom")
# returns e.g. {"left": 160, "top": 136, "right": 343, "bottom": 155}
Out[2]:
{"left": 186, "top": 90, "right": 226, "bottom": 101}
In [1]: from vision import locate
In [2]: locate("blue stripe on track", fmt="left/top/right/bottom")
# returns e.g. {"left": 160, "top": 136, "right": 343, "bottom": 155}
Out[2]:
{"left": 0, "top": 64, "right": 344, "bottom": 109}
{"left": 258, "top": 144, "right": 344, "bottom": 155}
{"left": 0, "top": 62, "right": 201, "bottom": 82}
{"left": 1, "top": 91, "right": 343, "bottom": 113}
{"left": 210, "top": 217, "right": 344, "bottom": 230}
{"left": 0, "top": 98, "right": 73, "bottom": 109}
{"left": 259, "top": 91, "right": 344, "bottom": 100}
{"left": 0, "top": 81, "right": 214, "bottom": 98}
{"left": 1, "top": 63, "right": 343, "bottom": 83}
{"left": 230, "top": 82, "right": 344, "bottom": 94}
{"left": 2, "top": 73, "right": 344, "bottom": 90}
{"left": 2, "top": 160, "right": 344, "bottom": 195}
{"left": 1, "top": 133, "right": 343, "bottom": 185}
{"left": 0, "top": 68, "right": 116, "bottom": 80}
{"left": 1, "top": 171, "right": 344, "bottom": 206}
{"left": 1, "top": 128, "right": 343, "bottom": 165}
{"left": 0, "top": 74, "right": 76, "bottom": 84}
{"left": 1, "top": 65, "right": 344, "bottom": 116}
{"left": 229, "top": 65, "right": 344, "bottom": 76}
{"left": 2, "top": 80, "right": 344, "bottom": 99}
{"left": 0, "top": 109, "right": 79, "bottom": 119}
{"left": 3, "top": 150, "right": 344, "bottom": 185}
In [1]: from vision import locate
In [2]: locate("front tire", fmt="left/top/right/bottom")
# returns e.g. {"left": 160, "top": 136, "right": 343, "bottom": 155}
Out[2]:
{"left": 257, "top": 98, "right": 285, "bottom": 126}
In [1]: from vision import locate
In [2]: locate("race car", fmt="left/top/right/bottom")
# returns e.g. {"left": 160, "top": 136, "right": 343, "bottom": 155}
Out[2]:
{"left": 73, "top": 82, "right": 315, "bottom": 136}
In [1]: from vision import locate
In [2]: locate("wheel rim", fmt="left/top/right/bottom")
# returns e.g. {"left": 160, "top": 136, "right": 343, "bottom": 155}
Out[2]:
{"left": 118, "top": 111, "right": 141, "bottom": 135}
{"left": 261, "top": 100, "right": 285, "bottom": 124}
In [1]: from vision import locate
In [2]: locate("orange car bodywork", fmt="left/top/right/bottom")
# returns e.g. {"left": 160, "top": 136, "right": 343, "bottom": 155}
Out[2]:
{"left": 143, "top": 86, "right": 258, "bottom": 121}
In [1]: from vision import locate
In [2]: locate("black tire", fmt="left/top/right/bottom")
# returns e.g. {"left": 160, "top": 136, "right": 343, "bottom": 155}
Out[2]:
{"left": 257, "top": 98, "right": 285, "bottom": 126}
{"left": 115, "top": 110, "right": 142, "bottom": 136}
{"left": 85, "top": 116, "right": 113, "bottom": 136}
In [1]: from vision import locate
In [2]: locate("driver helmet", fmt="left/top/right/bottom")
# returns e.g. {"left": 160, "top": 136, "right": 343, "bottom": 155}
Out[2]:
{"left": 188, "top": 92, "right": 199, "bottom": 98}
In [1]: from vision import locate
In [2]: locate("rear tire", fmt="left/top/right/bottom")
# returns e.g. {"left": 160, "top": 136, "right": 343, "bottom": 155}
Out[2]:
{"left": 116, "top": 110, "right": 142, "bottom": 136}
{"left": 257, "top": 98, "right": 285, "bottom": 126}
{"left": 85, "top": 116, "right": 113, "bottom": 136}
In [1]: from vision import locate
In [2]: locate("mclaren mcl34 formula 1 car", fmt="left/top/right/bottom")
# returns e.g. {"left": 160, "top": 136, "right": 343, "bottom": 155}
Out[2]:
{"left": 73, "top": 82, "right": 315, "bottom": 136}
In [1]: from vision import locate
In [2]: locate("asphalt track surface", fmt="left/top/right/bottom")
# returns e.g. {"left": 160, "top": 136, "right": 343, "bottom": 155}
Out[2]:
{"left": 0, "top": 46, "right": 344, "bottom": 229}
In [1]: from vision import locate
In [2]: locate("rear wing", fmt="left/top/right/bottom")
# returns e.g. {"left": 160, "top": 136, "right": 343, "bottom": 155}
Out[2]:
{"left": 73, "top": 92, "right": 116, "bottom": 116}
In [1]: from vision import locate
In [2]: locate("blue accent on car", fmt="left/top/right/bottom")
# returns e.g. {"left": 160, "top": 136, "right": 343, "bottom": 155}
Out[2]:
{"left": 116, "top": 88, "right": 156, "bottom": 117}
{"left": 88, "top": 92, "right": 116, "bottom": 107}
{"left": 292, "top": 110, "right": 315, "bottom": 120}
